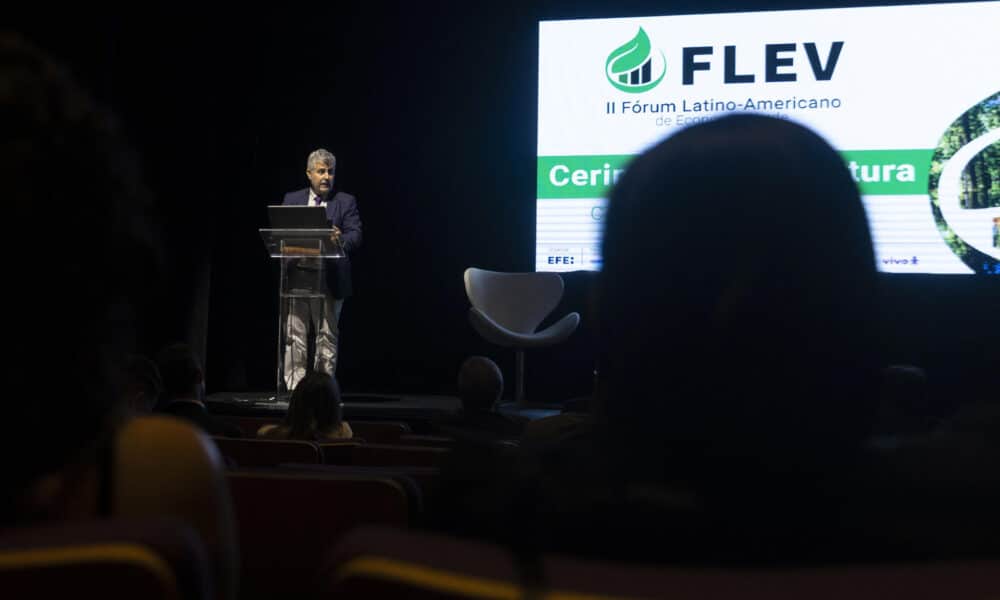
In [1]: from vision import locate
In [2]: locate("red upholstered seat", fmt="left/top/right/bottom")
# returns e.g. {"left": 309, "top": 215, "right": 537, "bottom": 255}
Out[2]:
{"left": 320, "top": 442, "right": 450, "bottom": 468}
{"left": 226, "top": 469, "right": 411, "bottom": 600}
{"left": 211, "top": 437, "right": 324, "bottom": 467}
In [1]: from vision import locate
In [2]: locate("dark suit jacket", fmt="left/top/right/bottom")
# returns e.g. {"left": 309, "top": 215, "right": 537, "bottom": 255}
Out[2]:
{"left": 434, "top": 410, "right": 529, "bottom": 442}
{"left": 282, "top": 188, "right": 362, "bottom": 298}
{"left": 161, "top": 400, "right": 244, "bottom": 438}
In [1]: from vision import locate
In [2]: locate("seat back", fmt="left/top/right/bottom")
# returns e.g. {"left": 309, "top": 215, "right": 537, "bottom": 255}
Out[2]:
{"left": 211, "top": 437, "right": 322, "bottom": 467}
{"left": 221, "top": 416, "right": 410, "bottom": 443}
{"left": 0, "top": 518, "right": 212, "bottom": 600}
{"left": 323, "top": 526, "right": 518, "bottom": 600}
{"left": 114, "top": 416, "right": 239, "bottom": 600}
{"left": 350, "top": 420, "right": 412, "bottom": 442}
{"left": 221, "top": 416, "right": 279, "bottom": 437}
{"left": 226, "top": 469, "right": 410, "bottom": 600}
{"left": 398, "top": 434, "right": 456, "bottom": 448}
{"left": 542, "top": 555, "right": 1000, "bottom": 600}
{"left": 322, "top": 526, "right": 1000, "bottom": 600}
{"left": 321, "top": 443, "right": 450, "bottom": 468}
{"left": 275, "top": 463, "right": 437, "bottom": 514}
{"left": 464, "top": 268, "right": 564, "bottom": 334}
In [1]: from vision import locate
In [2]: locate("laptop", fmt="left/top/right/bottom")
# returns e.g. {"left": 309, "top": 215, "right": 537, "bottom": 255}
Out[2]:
{"left": 267, "top": 205, "right": 331, "bottom": 229}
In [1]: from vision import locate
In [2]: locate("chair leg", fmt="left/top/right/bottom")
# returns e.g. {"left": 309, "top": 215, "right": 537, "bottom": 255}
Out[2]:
{"left": 515, "top": 349, "right": 525, "bottom": 406}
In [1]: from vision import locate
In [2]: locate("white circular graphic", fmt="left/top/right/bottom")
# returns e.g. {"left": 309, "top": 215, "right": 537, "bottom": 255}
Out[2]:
{"left": 937, "top": 128, "right": 1000, "bottom": 260}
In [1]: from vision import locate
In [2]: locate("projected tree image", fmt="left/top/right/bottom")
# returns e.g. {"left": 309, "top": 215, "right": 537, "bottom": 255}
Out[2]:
{"left": 929, "top": 91, "right": 1000, "bottom": 273}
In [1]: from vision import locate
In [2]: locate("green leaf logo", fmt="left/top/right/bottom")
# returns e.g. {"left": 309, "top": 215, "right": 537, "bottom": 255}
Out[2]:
{"left": 606, "top": 27, "right": 666, "bottom": 93}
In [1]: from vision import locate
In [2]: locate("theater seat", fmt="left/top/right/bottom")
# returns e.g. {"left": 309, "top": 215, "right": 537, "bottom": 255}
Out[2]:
{"left": 350, "top": 421, "right": 412, "bottom": 443}
{"left": 115, "top": 416, "right": 239, "bottom": 600}
{"left": 211, "top": 437, "right": 322, "bottom": 467}
{"left": 463, "top": 268, "right": 580, "bottom": 405}
{"left": 226, "top": 469, "right": 412, "bottom": 600}
{"left": 321, "top": 443, "right": 449, "bottom": 468}
{"left": 321, "top": 526, "right": 1000, "bottom": 600}
{"left": 398, "top": 434, "right": 456, "bottom": 448}
{"left": 0, "top": 518, "right": 212, "bottom": 600}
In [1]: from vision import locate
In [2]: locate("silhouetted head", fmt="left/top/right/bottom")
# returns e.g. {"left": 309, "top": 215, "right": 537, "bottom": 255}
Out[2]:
{"left": 597, "top": 114, "right": 881, "bottom": 475}
{"left": 1, "top": 32, "right": 160, "bottom": 522}
{"left": 457, "top": 356, "right": 504, "bottom": 412}
{"left": 156, "top": 343, "right": 205, "bottom": 403}
{"left": 874, "top": 364, "right": 931, "bottom": 435}
{"left": 285, "top": 371, "right": 345, "bottom": 440}
{"left": 121, "top": 354, "right": 164, "bottom": 414}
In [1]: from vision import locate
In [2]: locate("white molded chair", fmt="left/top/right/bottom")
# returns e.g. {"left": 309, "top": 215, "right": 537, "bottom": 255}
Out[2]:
{"left": 463, "top": 268, "right": 581, "bottom": 405}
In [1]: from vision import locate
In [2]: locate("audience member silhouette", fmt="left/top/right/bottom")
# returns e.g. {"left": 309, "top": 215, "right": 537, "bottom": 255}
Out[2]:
{"left": 431, "top": 114, "right": 897, "bottom": 564}
{"left": 156, "top": 343, "right": 243, "bottom": 438}
{"left": 598, "top": 114, "right": 882, "bottom": 480}
{"left": 258, "top": 370, "right": 353, "bottom": 441}
{"left": 520, "top": 369, "right": 598, "bottom": 451}
{"left": 0, "top": 32, "right": 161, "bottom": 527}
{"left": 459, "top": 356, "right": 504, "bottom": 411}
{"left": 434, "top": 356, "right": 526, "bottom": 441}
{"left": 870, "top": 364, "right": 933, "bottom": 441}
{"left": 119, "top": 354, "right": 164, "bottom": 416}
{"left": 0, "top": 36, "right": 241, "bottom": 599}
{"left": 591, "top": 113, "right": 889, "bottom": 561}
{"left": 864, "top": 349, "right": 1000, "bottom": 553}
{"left": 580, "top": 113, "right": 996, "bottom": 561}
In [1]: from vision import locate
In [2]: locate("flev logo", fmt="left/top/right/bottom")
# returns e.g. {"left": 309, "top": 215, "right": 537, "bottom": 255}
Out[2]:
{"left": 606, "top": 27, "right": 666, "bottom": 93}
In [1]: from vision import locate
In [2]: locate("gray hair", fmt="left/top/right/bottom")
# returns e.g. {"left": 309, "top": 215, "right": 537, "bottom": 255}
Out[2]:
{"left": 307, "top": 148, "right": 336, "bottom": 173}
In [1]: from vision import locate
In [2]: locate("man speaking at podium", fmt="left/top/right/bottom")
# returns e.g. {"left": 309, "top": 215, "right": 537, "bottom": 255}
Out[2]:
{"left": 281, "top": 148, "right": 362, "bottom": 391}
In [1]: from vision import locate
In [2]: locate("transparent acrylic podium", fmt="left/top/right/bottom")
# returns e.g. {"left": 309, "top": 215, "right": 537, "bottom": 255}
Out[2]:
{"left": 259, "top": 229, "right": 345, "bottom": 399}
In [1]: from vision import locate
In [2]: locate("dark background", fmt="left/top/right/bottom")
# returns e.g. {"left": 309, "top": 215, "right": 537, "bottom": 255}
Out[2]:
{"left": 12, "top": 0, "right": 998, "bottom": 407}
